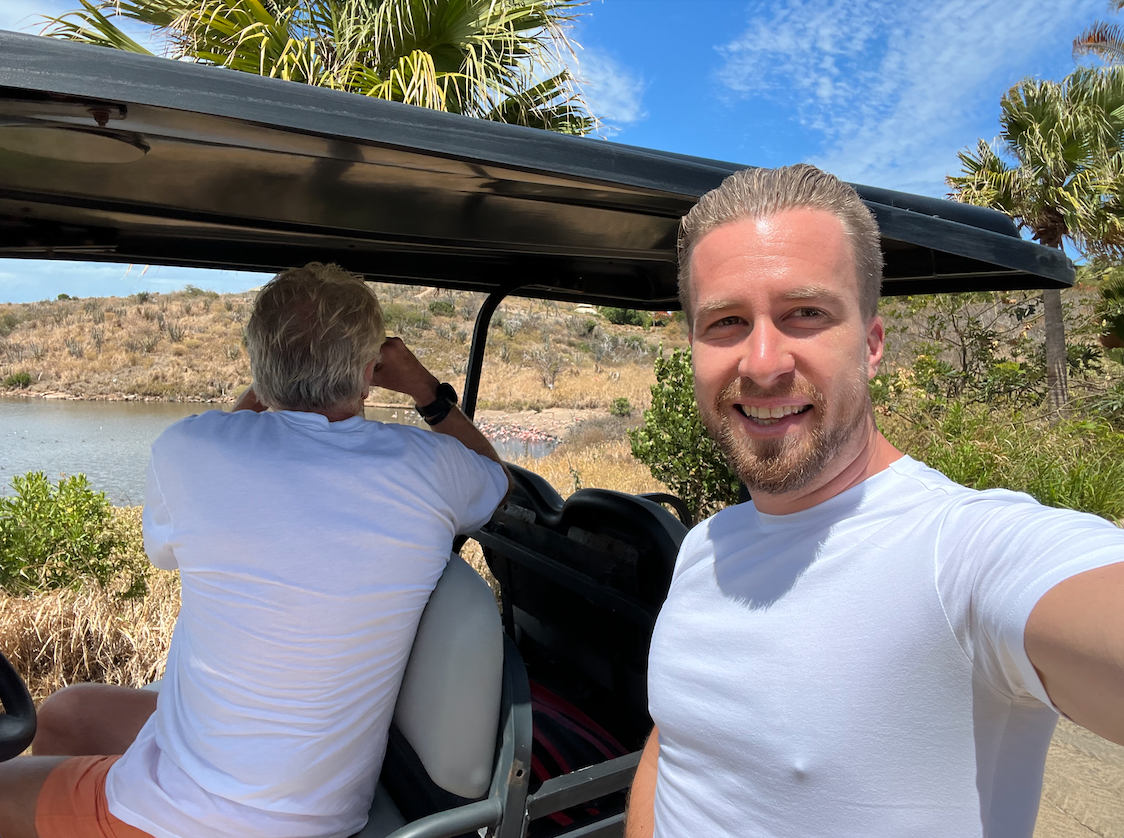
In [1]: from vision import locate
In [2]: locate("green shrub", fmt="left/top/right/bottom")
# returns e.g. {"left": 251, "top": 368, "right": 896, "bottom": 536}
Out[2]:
{"left": 4, "top": 371, "right": 31, "bottom": 389}
{"left": 629, "top": 348, "right": 740, "bottom": 519}
{"left": 599, "top": 307, "right": 653, "bottom": 328}
{"left": 0, "top": 472, "right": 147, "bottom": 598}
{"left": 428, "top": 300, "right": 456, "bottom": 317}
{"left": 56, "top": 293, "right": 72, "bottom": 301}
{"left": 884, "top": 403, "right": 1124, "bottom": 521}
{"left": 0, "top": 311, "right": 20, "bottom": 337}
{"left": 1096, "top": 266, "right": 1124, "bottom": 344}
{"left": 609, "top": 397, "right": 632, "bottom": 417}
{"left": 382, "top": 302, "right": 431, "bottom": 332}
{"left": 133, "top": 291, "right": 151, "bottom": 303}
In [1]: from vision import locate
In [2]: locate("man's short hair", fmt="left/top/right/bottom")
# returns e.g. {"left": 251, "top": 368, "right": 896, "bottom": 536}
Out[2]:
{"left": 247, "top": 262, "right": 385, "bottom": 413}
{"left": 678, "top": 164, "right": 884, "bottom": 321}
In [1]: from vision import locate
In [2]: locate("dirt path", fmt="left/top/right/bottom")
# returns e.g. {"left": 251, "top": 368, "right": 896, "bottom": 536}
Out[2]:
{"left": 1036, "top": 719, "right": 1124, "bottom": 837}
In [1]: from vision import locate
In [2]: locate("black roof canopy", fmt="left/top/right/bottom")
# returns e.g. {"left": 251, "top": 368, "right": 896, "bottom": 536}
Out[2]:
{"left": 0, "top": 31, "right": 1073, "bottom": 308}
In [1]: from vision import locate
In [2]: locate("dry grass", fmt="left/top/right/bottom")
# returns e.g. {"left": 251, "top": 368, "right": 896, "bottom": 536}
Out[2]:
{"left": 472, "top": 362, "right": 655, "bottom": 412}
{"left": 0, "top": 290, "right": 253, "bottom": 401}
{"left": 0, "top": 285, "right": 685, "bottom": 412}
{"left": 0, "top": 505, "right": 179, "bottom": 702}
{"left": 0, "top": 571, "right": 179, "bottom": 703}
{"left": 512, "top": 437, "right": 667, "bottom": 498}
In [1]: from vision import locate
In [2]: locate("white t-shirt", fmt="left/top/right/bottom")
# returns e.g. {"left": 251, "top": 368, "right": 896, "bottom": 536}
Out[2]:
{"left": 648, "top": 455, "right": 1124, "bottom": 838}
{"left": 106, "top": 409, "right": 508, "bottom": 838}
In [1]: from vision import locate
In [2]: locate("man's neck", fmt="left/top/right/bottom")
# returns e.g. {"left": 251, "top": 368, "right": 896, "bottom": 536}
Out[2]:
{"left": 306, "top": 398, "right": 365, "bottom": 423}
{"left": 750, "top": 415, "right": 903, "bottom": 516}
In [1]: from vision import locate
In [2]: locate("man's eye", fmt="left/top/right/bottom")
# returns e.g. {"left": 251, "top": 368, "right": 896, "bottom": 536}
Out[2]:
{"left": 710, "top": 316, "right": 741, "bottom": 329}
{"left": 793, "top": 308, "right": 825, "bottom": 319}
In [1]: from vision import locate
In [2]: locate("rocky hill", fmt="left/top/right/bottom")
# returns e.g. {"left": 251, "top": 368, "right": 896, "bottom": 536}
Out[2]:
{"left": 0, "top": 283, "right": 687, "bottom": 414}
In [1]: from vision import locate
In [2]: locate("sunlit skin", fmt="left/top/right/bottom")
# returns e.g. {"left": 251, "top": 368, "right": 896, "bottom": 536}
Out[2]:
{"left": 687, "top": 208, "right": 902, "bottom": 515}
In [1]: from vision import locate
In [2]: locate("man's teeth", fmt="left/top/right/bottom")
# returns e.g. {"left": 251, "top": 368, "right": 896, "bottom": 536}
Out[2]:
{"left": 738, "top": 404, "right": 811, "bottom": 425}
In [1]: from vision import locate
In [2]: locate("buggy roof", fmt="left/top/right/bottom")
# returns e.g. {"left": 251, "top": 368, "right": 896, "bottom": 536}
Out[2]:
{"left": 0, "top": 31, "right": 1073, "bottom": 309}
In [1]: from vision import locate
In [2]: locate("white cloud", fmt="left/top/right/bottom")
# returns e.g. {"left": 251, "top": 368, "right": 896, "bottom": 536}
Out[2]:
{"left": 717, "top": 0, "right": 1105, "bottom": 195}
{"left": 574, "top": 46, "right": 647, "bottom": 130}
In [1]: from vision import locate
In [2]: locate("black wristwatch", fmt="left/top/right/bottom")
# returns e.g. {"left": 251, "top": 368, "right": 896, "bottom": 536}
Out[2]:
{"left": 416, "top": 382, "right": 458, "bottom": 426}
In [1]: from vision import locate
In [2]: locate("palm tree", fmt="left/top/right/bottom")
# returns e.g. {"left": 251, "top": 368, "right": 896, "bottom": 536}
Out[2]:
{"left": 1074, "top": 0, "right": 1124, "bottom": 65}
{"left": 39, "top": 0, "right": 596, "bottom": 135}
{"left": 947, "top": 66, "right": 1124, "bottom": 414}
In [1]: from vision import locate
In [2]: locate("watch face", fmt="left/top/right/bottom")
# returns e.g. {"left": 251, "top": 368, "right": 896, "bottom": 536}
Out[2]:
{"left": 437, "top": 382, "right": 458, "bottom": 405}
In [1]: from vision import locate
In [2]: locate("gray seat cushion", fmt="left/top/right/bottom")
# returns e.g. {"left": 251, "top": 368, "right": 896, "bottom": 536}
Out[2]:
{"left": 392, "top": 554, "right": 503, "bottom": 800}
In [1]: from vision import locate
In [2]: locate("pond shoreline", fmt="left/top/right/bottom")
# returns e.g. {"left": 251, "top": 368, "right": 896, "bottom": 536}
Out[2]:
{"left": 1, "top": 390, "right": 228, "bottom": 404}
{"left": 1, "top": 392, "right": 606, "bottom": 441}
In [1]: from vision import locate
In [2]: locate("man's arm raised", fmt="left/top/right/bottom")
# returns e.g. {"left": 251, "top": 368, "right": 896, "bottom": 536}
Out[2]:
{"left": 625, "top": 726, "right": 659, "bottom": 838}
{"left": 1025, "top": 561, "right": 1124, "bottom": 745}
{"left": 369, "top": 337, "right": 509, "bottom": 481}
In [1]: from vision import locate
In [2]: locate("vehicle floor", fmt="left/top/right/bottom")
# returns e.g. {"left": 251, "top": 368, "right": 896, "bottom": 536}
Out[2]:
{"left": 1035, "top": 718, "right": 1124, "bottom": 838}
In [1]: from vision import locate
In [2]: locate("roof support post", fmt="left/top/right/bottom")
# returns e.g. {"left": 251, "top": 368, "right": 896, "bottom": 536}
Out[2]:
{"left": 461, "top": 287, "right": 517, "bottom": 420}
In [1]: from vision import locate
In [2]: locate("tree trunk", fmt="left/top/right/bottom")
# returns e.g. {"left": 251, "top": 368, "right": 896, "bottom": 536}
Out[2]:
{"left": 1043, "top": 287, "right": 1068, "bottom": 417}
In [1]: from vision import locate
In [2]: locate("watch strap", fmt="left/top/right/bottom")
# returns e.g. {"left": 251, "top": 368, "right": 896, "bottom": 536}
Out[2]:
{"left": 416, "top": 382, "right": 458, "bottom": 426}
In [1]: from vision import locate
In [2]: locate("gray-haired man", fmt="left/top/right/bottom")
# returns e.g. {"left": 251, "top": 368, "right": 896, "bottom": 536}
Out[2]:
{"left": 1, "top": 263, "right": 509, "bottom": 838}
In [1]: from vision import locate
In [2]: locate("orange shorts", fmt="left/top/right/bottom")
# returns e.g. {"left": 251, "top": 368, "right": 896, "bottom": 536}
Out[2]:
{"left": 36, "top": 755, "right": 153, "bottom": 838}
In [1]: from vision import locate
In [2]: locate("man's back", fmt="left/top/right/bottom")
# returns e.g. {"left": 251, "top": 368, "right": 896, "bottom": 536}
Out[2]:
{"left": 107, "top": 409, "right": 508, "bottom": 838}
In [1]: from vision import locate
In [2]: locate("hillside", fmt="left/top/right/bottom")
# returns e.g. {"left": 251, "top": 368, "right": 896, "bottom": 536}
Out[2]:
{"left": 0, "top": 283, "right": 687, "bottom": 415}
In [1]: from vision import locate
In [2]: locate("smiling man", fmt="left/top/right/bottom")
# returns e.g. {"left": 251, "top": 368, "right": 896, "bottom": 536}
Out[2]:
{"left": 625, "top": 165, "right": 1124, "bottom": 838}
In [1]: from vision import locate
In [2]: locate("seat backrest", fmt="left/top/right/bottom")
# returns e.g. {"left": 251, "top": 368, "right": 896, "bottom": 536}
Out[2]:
{"left": 479, "top": 479, "right": 688, "bottom": 748}
{"left": 391, "top": 554, "right": 503, "bottom": 800}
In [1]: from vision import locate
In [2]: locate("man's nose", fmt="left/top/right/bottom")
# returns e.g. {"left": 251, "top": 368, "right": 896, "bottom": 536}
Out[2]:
{"left": 737, "top": 321, "right": 795, "bottom": 386}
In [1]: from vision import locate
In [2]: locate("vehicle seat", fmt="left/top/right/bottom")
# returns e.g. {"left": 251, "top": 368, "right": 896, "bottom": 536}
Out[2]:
{"left": 475, "top": 471, "right": 688, "bottom": 750}
{"left": 362, "top": 553, "right": 504, "bottom": 836}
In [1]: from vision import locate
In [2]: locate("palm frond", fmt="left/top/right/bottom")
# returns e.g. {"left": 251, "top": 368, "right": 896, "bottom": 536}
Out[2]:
{"left": 485, "top": 69, "right": 594, "bottom": 133}
{"left": 957, "top": 63, "right": 1124, "bottom": 256}
{"left": 40, "top": 0, "right": 597, "bottom": 133}
{"left": 947, "top": 139, "right": 1017, "bottom": 213}
{"left": 1075, "top": 20, "right": 1124, "bottom": 65}
{"left": 38, "top": 0, "right": 162, "bottom": 54}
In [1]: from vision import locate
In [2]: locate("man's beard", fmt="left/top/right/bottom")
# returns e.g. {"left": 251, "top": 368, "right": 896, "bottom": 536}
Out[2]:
{"left": 701, "top": 369, "right": 869, "bottom": 497}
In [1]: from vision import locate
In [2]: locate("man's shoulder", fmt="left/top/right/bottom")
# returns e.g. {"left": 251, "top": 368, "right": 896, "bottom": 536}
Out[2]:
{"left": 876, "top": 456, "right": 1038, "bottom": 514}
{"left": 154, "top": 408, "right": 228, "bottom": 444}
{"left": 884, "top": 457, "right": 1123, "bottom": 556}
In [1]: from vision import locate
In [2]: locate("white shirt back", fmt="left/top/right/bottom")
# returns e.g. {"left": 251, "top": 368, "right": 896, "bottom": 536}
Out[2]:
{"left": 106, "top": 410, "right": 508, "bottom": 838}
{"left": 648, "top": 456, "right": 1124, "bottom": 838}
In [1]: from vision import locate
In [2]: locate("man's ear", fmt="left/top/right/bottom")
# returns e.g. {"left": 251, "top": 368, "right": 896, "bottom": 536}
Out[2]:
{"left": 866, "top": 315, "right": 885, "bottom": 379}
{"left": 363, "top": 357, "right": 378, "bottom": 385}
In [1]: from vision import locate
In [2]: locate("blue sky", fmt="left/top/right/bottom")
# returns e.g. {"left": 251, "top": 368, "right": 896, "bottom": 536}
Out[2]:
{"left": 0, "top": 0, "right": 1111, "bottom": 301}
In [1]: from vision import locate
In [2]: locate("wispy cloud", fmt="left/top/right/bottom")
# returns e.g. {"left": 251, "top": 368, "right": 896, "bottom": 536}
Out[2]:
{"left": 574, "top": 46, "right": 647, "bottom": 132}
{"left": 718, "top": 0, "right": 1104, "bottom": 195}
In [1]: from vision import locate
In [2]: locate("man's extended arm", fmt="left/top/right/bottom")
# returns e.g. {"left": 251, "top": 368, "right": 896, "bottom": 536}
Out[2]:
{"left": 625, "top": 726, "right": 659, "bottom": 838}
{"left": 1025, "top": 561, "right": 1124, "bottom": 744}
{"left": 369, "top": 337, "right": 509, "bottom": 478}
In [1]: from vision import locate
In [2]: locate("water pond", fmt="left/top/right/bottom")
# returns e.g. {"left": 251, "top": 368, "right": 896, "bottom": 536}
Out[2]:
{"left": 0, "top": 398, "right": 555, "bottom": 506}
